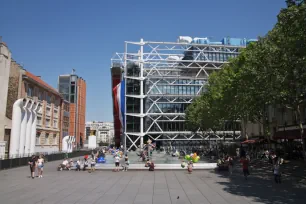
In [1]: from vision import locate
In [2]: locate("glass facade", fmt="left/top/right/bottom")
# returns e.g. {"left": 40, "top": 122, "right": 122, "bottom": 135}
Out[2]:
{"left": 119, "top": 39, "right": 246, "bottom": 149}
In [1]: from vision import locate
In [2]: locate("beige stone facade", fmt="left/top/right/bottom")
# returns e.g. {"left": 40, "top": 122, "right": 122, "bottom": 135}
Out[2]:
{"left": 5, "top": 62, "right": 63, "bottom": 154}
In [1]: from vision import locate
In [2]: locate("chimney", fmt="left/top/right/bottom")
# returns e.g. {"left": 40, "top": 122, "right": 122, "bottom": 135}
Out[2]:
{"left": 37, "top": 76, "right": 41, "bottom": 78}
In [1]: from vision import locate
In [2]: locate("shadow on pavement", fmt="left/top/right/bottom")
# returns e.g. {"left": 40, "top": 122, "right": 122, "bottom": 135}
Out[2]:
{"left": 211, "top": 160, "right": 306, "bottom": 204}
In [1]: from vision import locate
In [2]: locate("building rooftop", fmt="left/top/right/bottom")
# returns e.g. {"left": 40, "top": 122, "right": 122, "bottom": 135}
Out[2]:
{"left": 25, "top": 71, "right": 61, "bottom": 96}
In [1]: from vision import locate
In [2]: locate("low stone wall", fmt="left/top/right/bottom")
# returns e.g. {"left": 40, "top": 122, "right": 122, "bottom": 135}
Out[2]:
{"left": 0, "top": 150, "right": 91, "bottom": 170}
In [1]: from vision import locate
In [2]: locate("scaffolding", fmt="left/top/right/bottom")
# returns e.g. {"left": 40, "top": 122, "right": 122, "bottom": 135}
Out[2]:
{"left": 112, "top": 38, "right": 246, "bottom": 150}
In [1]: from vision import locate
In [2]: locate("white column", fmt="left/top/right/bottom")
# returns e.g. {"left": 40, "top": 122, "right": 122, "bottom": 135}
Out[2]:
{"left": 9, "top": 98, "right": 25, "bottom": 157}
{"left": 19, "top": 99, "right": 29, "bottom": 156}
{"left": 30, "top": 102, "right": 39, "bottom": 154}
{"left": 140, "top": 38, "right": 144, "bottom": 148}
{"left": 124, "top": 42, "right": 127, "bottom": 154}
{"left": 25, "top": 101, "right": 34, "bottom": 155}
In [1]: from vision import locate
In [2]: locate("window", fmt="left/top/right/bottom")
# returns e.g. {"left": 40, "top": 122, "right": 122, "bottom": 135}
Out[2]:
{"left": 46, "top": 119, "right": 50, "bottom": 127}
{"left": 53, "top": 120, "right": 57, "bottom": 128}
{"left": 27, "top": 85, "right": 34, "bottom": 97}
{"left": 46, "top": 94, "right": 51, "bottom": 104}
{"left": 37, "top": 116, "right": 42, "bottom": 125}
{"left": 53, "top": 134, "right": 57, "bottom": 145}
{"left": 44, "top": 133, "right": 49, "bottom": 145}
{"left": 54, "top": 110, "right": 58, "bottom": 118}
{"left": 36, "top": 133, "right": 40, "bottom": 145}
{"left": 46, "top": 107, "right": 51, "bottom": 116}
{"left": 71, "top": 85, "right": 75, "bottom": 94}
{"left": 38, "top": 90, "right": 43, "bottom": 101}
{"left": 70, "top": 95, "right": 75, "bottom": 103}
{"left": 37, "top": 104, "right": 43, "bottom": 115}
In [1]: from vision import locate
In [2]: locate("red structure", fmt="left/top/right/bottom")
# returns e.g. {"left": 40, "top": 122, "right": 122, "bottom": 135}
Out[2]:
{"left": 111, "top": 66, "right": 122, "bottom": 147}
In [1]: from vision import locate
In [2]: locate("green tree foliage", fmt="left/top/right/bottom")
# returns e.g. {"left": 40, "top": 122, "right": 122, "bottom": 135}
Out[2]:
{"left": 186, "top": 1, "right": 306, "bottom": 159}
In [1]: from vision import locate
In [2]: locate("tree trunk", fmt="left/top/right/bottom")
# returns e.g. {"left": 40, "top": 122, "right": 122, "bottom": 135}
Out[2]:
{"left": 243, "top": 117, "right": 248, "bottom": 140}
{"left": 263, "top": 105, "right": 271, "bottom": 148}
{"left": 233, "top": 119, "right": 236, "bottom": 141}
{"left": 296, "top": 105, "right": 306, "bottom": 162}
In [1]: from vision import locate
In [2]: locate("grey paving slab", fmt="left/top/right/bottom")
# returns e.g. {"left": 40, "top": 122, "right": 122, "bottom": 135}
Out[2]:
{"left": 153, "top": 194, "right": 172, "bottom": 204}
{"left": 1, "top": 157, "right": 306, "bottom": 204}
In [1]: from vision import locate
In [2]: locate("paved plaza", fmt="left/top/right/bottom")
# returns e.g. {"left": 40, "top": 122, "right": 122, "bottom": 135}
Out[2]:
{"left": 0, "top": 158, "right": 305, "bottom": 204}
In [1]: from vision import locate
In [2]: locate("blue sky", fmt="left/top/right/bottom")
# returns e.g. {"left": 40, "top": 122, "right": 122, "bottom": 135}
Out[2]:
{"left": 0, "top": 0, "right": 286, "bottom": 122}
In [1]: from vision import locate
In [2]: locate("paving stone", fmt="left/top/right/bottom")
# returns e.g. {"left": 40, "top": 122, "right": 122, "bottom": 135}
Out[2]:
{"left": 1, "top": 157, "right": 306, "bottom": 204}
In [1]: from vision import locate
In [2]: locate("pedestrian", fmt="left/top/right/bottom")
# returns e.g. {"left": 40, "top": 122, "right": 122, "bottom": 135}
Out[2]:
{"left": 90, "top": 156, "right": 96, "bottom": 172}
{"left": 28, "top": 155, "right": 37, "bottom": 179}
{"left": 187, "top": 161, "right": 193, "bottom": 174}
{"left": 273, "top": 158, "right": 281, "bottom": 183}
{"left": 149, "top": 160, "right": 155, "bottom": 171}
{"left": 123, "top": 154, "right": 129, "bottom": 172}
{"left": 145, "top": 159, "right": 151, "bottom": 167}
{"left": 227, "top": 155, "right": 234, "bottom": 175}
{"left": 37, "top": 155, "right": 44, "bottom": 178}
{"left": 114, "top": 154, "right": 120, "bottom": 172}
{"left": 240, "top": 156, "right": 250, "bottom": 180}
{"left": 83, "top": 159, "right": 89, "bottom": 171}
{"left": 76, "top": 159, "right": 81, "bottom": 171}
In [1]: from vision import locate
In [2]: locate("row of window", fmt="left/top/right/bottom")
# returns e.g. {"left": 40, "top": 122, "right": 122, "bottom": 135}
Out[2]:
{"left": 26, "top": 83, "right": 60, "bottom": 105}
{"left": 148, "top": 79, "right": 206, "bottom": 85}
{"left": 36, "top": 133, "right": 57, "bottom": 145}
{"left": 37, "top": 116, "right": 58, "bottom": 128}
{"left": 146, "top": 121, "right": 187, "bottom": 132}
{"left": 190, "top": 52, "right": 238, "bottom": 62}
{"left": 146, "top": 103, "right": 189, "bottom": 113}
{"left": 149, "top": 85, "right": 204, "bottom": 95}
{"left": 125, "top": 118, "right": 241, "bottom": 133}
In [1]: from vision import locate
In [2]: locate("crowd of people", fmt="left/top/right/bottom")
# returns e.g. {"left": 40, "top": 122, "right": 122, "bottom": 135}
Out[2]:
{"left": 214, "top": 147, "right": 286, "bottom": 183}
{"left": 28, "top": 142, "right": 290, "bottom": 184}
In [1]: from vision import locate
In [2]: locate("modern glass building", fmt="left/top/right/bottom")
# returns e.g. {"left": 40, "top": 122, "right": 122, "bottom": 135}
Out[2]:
{"left": 111, "top": 37, "right": 256, "bottom": 150}
{"left": 58, "top": 72, "right": 86, "bottom": 148}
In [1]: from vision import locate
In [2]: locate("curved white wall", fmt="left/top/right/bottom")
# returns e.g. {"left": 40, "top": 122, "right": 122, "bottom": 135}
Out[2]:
{"left": 62, "top": 136, "right": 68, "bottom": 153}
{"left": 25, "top": 102, "right": 34, "bottom": 155}
{"left": 10, "top": 99, "right": 40, "bottom": 158}
{"left": 30, "top": 103, "right": 39, "bottom": 154}
{"left": 19, "top": 100, "right": 30, "bottom": 156}
{"left": 62, "top": 136, "right": 74, "bottom": 153}
{"left": 9, "top": 99, "right": 25, "bottom": 157}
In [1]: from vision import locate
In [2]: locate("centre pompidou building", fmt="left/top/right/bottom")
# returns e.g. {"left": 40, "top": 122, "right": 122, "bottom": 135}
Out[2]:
{"left": 111, "top": 37, "right": 256, "bottom": 150}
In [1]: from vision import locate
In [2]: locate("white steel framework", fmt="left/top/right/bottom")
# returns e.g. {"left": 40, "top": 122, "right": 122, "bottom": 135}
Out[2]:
{"left": 112, "top": 39, "right": 244, "bottom": 150}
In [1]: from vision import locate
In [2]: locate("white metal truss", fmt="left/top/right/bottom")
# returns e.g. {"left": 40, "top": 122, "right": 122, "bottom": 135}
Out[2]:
{"left": 112, "top": 39, "right": 244, "bottom": 149}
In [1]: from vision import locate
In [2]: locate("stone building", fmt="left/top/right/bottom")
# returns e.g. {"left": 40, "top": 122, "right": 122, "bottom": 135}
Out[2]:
{"left": 5, "top": 61, "right": 63, "bottom": 154}
{"left": 85, "top": 121, "right": 114, "bottom": 146}
{"left": 58, "top": 73, "right": 86, "bottom": 149}
{"left": 59, "top": 100, "right": 70, "bottom": 151}
{"left": 0, "top": 41, "right": 11, "bottom": 157}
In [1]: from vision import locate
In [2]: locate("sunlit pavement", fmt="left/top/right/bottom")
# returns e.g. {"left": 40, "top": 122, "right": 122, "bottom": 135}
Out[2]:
{"left": 0, "top": 158, "right": 305, "bottom": 204}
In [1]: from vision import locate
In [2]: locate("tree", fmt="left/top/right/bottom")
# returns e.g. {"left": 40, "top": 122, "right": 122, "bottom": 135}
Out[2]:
{"left": 185, "top": 93, "right": 223, "bottom": 137}
{"left": 267, "top": 2, "right": 306, "bottom": 159}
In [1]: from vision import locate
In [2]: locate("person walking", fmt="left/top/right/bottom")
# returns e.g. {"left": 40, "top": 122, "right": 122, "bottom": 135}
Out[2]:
{"left": 28, "top": 155, "right": 37, "bottom": 179}
{"left": 114, "top": 154, "right": 120, "bottom": 172}
{"left": 273, "top": 157, "right": 282, "bottom": 183}
{"left": 37, "top": 155, "right": 44, "bottom": 178}
{"left": 240, "top": 156, "right": 250, "bottom": 180}
{"left": 227, "top": 155, "right": 234, "bottom": 175}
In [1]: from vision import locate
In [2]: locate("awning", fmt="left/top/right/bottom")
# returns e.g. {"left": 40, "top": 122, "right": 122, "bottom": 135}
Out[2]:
{"left": 273, "top": 129, "right": 306, "bottom": 140}
{"left": 241, "top": 140, "right": 257, "bottom": 144}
